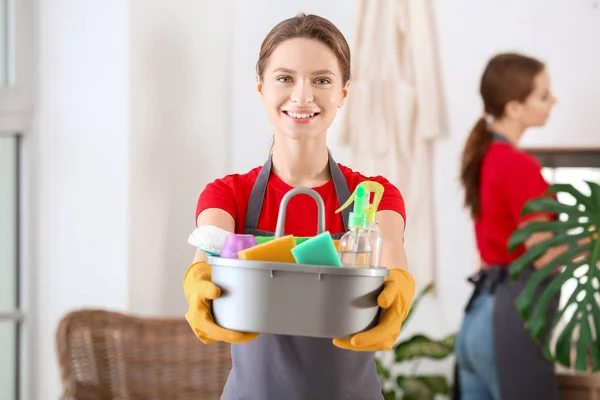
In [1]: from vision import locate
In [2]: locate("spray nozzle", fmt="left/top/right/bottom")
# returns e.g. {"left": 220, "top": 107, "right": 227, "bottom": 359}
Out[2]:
{"left": 335, "top": 181, "right": 385, "bottom": 228}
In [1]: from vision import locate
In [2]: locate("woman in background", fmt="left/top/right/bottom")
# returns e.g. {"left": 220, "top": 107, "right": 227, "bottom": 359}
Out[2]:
{"left": 182, "top": 13, "right": 415, "bottom": 400}
{"left": 455, "top": 53, "right": 562, "bottom": 400}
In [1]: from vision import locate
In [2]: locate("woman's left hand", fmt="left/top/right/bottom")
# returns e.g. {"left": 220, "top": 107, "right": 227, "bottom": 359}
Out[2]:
{"left": 333, "top": 267, "right": 415, "bottom": 351}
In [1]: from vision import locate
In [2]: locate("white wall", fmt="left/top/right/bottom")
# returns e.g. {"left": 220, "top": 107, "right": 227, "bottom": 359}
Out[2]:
{"left": 31, "top": 1, "right": 231, "bottom": 398}
{"left": 33, "top": 2, "right": 130, "bottom": 398}
{"left": 128, "top": 0, "right": 231, "bottom": 317}
{"left": 27, "top": 0, "right": 600, "bottom": 398}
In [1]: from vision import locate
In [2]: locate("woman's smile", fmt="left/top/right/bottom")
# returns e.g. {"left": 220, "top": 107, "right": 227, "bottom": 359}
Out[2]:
{"left": 282, "top": 109, "right": 321, "bottom": 124}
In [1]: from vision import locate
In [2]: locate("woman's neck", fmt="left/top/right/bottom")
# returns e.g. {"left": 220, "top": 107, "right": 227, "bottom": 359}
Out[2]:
{"left": 488, "top": 118, "right": 525, "bottom": 146}
{"left": 271, "top": 135, "right": 331, "bottom": 188}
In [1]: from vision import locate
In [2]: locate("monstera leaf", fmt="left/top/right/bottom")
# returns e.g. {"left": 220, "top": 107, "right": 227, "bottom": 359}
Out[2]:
{"left": 508, "top": 181, "right": 600, "bottom": 371}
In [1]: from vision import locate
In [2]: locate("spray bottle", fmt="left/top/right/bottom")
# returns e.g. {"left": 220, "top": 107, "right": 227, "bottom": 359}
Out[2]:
{"left": 335, "top": 181, "right": 385, "bottom": 268}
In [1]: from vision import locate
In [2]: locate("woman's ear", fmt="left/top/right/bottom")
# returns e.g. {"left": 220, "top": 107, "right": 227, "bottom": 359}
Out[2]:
{"left": 256, "top": 73, "right": 264, "bottom": 100}
{"left": 504, "top": 99, "right": 523, "bottom": 120}
{"left": 338, "top": 80, "right": 351, "bottom": 108}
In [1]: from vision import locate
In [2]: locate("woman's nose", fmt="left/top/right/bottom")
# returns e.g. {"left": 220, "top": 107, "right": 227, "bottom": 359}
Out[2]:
{"left": 290, "top": 81, "right": 313, "bottom": 105}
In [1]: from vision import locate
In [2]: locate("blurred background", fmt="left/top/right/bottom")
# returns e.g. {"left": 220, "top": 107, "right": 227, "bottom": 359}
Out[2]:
{"left": 1, "top": 0, "right": 599, "bottom": 399}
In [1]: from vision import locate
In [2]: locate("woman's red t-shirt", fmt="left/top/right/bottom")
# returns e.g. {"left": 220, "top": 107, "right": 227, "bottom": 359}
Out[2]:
{"left": 476, "top": 142, "right": 551, "bottom": 265}
{"left": 196, "top": 163, "right": 406, "bottom": 236}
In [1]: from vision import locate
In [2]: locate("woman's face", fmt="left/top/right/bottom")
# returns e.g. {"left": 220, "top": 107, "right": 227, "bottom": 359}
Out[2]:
{"left": 519, "top": 69, "right": 557, "bottom": 127}
{"left": 257, "top": 38, "right": 349, "bottom": 142}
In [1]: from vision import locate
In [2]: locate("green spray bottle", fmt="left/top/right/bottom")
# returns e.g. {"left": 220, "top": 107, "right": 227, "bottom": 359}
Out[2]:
{"left": 335, "top": 181, "right": 385, "bottom": 268}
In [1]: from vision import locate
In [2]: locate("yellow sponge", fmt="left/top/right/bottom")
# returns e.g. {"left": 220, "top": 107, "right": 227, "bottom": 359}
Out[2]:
{"left": 237, "top": 235, "right": 297, "bottom": 263}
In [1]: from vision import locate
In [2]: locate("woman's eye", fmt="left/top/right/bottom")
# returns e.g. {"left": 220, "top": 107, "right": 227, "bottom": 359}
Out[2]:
{"left": 315, "top": 78, "right": 331, "bottom": 85}
{"left": 277, "top": 76, "right": 291, "bottom": 83}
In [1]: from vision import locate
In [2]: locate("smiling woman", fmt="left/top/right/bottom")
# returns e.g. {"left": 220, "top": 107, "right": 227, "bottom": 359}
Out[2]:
{"left": 183, "top": 13, "right": 415, "bottom": 400}
{"left": 259, "top": 38, "right": 348, "bottom": 140}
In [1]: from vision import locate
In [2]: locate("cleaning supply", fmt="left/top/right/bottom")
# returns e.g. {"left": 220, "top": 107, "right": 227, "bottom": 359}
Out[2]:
{"left": 237, "top": 234, "right": 297, "bottom": 263}
{"left": 256, "top": 236, "right": 311, "bottom": 246}
{"left": 187, "top": 225, "right": 232, "bottom": 256}
{"left": 291, "top": 231, "right": 343, "bottom": 267}
{"left": 183, "top": 261, "right": 259, "bottom": 344}
{"left": 336, "top": 181, "right": 385, "bottom": 267}
{"left": 220, "top": 234, "right": 257, "bottom": 259}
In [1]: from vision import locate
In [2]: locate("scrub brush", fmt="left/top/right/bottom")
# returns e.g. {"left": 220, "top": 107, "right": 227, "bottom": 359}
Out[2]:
{"left": 187, "top": 225, "right": 231, "bottom": 256}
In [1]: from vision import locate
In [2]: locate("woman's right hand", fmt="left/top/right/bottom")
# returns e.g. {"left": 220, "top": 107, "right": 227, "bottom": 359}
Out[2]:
{"left": 184, "top": 261, "right": 259, "bottom": 344}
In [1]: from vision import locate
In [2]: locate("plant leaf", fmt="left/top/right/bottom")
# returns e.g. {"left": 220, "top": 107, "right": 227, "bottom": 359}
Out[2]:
{"left": 440, "top": 333, "right": 457, "bottom": 349}
{"left": 382, "top": 390, "right": 396, "bottom": 400}
{"left": 395, "top": 334, "right": 454, "bottom": 362}
{"left": 508, "top": 181, "right": 600, "bottom": 372}
{"left": 508, "top": 219, "right": 583, "bottom": 250}
{"left": 397, "top": 375, "right": 449, "bottom": 400}
{"left": 588, "top": 181, "right": 600, "bottom": 203}
{"left": 403, "top": 282, "right": 434, "bottom": 326}
{"left": 521, "top": 196, "right": 593, "bottom": 218}
{"left": 397, "top": 376, "right": 433, "bottom": 400}
{"left": 375, "top": 357, "right": 390, "bottom": 380}
{"left": 546, "top": 183, "right": 597, "bottom": 210}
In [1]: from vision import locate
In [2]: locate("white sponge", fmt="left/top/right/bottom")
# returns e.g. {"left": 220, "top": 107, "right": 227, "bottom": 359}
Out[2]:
{"left": 187, "top": 225, "right": 232, "bottom": 256}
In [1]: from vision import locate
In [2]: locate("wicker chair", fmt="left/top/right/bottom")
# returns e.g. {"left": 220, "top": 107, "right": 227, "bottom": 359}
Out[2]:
{"left": 56, "top": 309, "right": 231, "bottom": 400}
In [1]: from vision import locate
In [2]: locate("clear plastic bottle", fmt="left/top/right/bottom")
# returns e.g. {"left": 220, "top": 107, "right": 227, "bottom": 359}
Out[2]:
{"left": 336, "top": 181, "right": 385, "bottom": 268}
{"left": 338, "top": 226, "right": 373, "bottom": 267}
{"left": 365, "top": 220, "right": 383, "bottom": 268}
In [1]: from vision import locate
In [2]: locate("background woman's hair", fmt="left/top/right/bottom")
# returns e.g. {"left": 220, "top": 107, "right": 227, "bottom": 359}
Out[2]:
{"left": 460, "top": 53, "right": 545, "bottom": 219}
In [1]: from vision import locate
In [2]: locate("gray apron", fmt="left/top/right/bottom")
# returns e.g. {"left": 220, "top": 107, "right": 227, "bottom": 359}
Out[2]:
{"left": 220, "top": 153, "right": 384, "bottom": 400}
{"left": 492, "top": 267, "right": 559, "bottom": 399}
{"left": 453, "top": 133, "right": 560, "bottom": 400}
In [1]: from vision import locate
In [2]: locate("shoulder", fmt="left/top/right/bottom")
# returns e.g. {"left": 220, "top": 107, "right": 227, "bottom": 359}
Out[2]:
{"left": 196, "top": 166, "right": 262, "bottom": 222}
{"left": 203, "top": 167, "right": 261, "bottom": 193}
{"left": 338, "top": 163, "right": 406, "bottom": 219}
{"left": 501, "top": 145, "right": 543, "bottom": 178}
{"left": 485, "top": 143, "right": 543, "bottom": 180}
{"left": 487, "top": 143, "right": 541, "bottom": 169}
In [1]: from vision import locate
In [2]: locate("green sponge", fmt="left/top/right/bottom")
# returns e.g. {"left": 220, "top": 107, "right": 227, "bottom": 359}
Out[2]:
{"left": 257, "top": 236, "right": 311, "bottom": 245}
{"left": 291, "top": 231, "right": 343, "bottom": 267}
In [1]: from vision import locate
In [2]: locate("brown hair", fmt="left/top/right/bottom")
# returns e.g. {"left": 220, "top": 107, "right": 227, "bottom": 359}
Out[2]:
{"left": 256, "top": 13, "right": 352, "bottom": 85}
{"left": 460, "top": 53, "right": 545, "bottom": 219}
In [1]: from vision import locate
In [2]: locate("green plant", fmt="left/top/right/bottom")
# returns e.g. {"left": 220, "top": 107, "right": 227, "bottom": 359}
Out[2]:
{"left": 508, "top": 180, "right": 600, "bottom": 372}
{"left": 376, "top": 283, "right": 457, "bottom": 400}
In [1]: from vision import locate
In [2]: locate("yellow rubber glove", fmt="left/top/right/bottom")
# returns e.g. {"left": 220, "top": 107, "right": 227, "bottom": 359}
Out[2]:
{"left": 184, "top": 261, "right": 259, "bottom": 344}
{"left": 333, "top": 268, "right": 415, "bottom": 352}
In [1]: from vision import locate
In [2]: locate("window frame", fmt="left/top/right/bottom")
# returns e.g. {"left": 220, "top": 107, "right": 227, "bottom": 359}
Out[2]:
{"left": 0, "top": 0, "right": 34, "bottom": 135}
{"left": 526, "top": 147, "right": 600, "bottom": 169}
{"left": 0, "top": 134, "right": 22, "bottom": 400}
{"left": 0, "top": 0, "right": 35, "bottom": 399}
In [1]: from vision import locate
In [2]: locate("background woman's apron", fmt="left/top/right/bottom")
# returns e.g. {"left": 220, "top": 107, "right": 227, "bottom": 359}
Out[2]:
{"left": 453, "top": 133, "right": 560, "bottom": 399}
{"left": 220, "top": 154, "right": 384, "bottom": 400}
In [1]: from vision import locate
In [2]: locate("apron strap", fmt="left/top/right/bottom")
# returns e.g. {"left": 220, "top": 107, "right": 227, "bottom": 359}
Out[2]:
{"left": 329, "top": 153, "right": 351, "bottom": 230}
{"left": 244, "top": 151, "right": 351, "bottom": 231}
{"left": 491, "top": 132, "right": 511, "bottom": 144}
{"left": 244, "top": 156, "right": 272, "bottom": 231}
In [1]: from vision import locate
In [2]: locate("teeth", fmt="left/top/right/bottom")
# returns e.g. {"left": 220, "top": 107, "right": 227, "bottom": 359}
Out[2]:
{"left": 288, "top": 112, "right": 315, "bottom": 119}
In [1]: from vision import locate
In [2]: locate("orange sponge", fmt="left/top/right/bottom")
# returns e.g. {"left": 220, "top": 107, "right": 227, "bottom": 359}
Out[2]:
{"left": 237, "top": 235, "right": 297, "bottom": 263}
